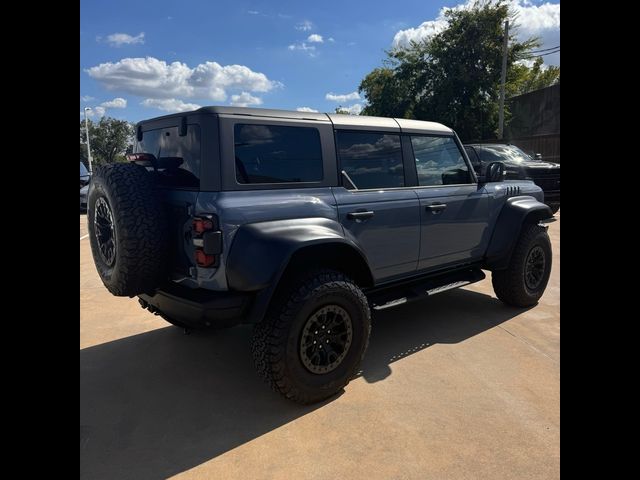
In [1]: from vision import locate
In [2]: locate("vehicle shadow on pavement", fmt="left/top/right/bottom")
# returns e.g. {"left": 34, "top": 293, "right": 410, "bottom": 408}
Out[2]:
{"left": 358, "top": 288, "right": 527, "bottom": 383}
{"left": 80, "top": 288, "right": 525, "bottom": 480}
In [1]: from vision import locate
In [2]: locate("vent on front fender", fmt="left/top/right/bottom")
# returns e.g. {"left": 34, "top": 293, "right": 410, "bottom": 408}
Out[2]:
{"left": 505, "top": 186, "right": 521, "bottom": 197}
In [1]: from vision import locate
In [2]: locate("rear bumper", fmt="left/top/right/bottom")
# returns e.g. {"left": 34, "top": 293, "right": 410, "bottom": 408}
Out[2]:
{"left": 139, "top": 282, "right": 254, "bottom": 328}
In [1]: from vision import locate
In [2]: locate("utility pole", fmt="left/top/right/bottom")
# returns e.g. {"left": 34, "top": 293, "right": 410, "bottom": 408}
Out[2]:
{"left": 498, "top": 20, "right": 509, "bottom": 139}
{"left": 84, "top": 107, "right": 93, "bottom": 173}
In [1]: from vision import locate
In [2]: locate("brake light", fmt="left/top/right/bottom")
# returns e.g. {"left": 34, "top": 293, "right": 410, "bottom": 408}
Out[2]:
{"left": 126, "top": 152, "right": 156, "bottom": 163}
{"left": 192, "top": 216, "right": 220, "bottom": 268}
{"left": 193, "top": 218, "right": 214, "bottom": 234}
{"left": 195, "top": 249, "right": 216, "bottom": 267}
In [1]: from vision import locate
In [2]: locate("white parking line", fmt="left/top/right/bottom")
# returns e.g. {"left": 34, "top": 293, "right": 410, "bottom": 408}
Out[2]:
{"left": 80, "top": 234, "right": 89, "bottom": 241}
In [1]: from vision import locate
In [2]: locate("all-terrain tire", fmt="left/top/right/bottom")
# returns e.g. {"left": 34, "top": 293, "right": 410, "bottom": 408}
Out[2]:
{"left": 492, "top": 223, "right": 552, "bottom": 307}
{"left": 87, "top": 163, "right": 169, "bottom": 297}
{"left": 252, "top": 269, "right": 371, "bottom": 404}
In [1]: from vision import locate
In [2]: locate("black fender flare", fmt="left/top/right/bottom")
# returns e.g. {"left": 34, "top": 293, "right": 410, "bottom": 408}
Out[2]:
{"left": 483, "top": 196, "right": 553, "bottom": 270}
{"left": 226, "top": 217, "right": 373, "bottom": 323}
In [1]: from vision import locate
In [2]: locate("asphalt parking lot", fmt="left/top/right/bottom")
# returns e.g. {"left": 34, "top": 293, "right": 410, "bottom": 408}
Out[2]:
{"left": 80, "top": 212, "right": 559, "bottom": 480}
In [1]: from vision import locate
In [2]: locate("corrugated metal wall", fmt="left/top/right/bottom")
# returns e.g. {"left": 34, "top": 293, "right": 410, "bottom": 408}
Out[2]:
{"left": 477, "top": 84, "right": 560, "bottom": 163}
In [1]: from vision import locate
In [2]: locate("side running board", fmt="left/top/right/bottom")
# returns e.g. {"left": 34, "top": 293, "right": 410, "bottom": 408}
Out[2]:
{"left": 369, "top": 267, "right": 486, "bottom": 311}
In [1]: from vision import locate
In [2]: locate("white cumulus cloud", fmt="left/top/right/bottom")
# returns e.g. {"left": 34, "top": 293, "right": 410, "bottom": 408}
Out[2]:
{"left": 86, "top": 57, "right": 281, "bottom": 101}
{"left": 100, "top": 97, "right": 127, "bottom": 108}
{"left": 141, "top": 98, "right": 202, "bottom": 113}
{"left": 80, "top": 95, "right": 95, "bottom": 102}
{"left": 82, "top": 106, "right": 106, "bottom": 118}
{"left": 105, "top": 32, "right": 145, "bottom": 47}
{"left": 341, "top": 104, "right": 363, "bottom": 115}
{"left": 296, "top": 20, "right": 313, "bottom": 31}
{"left": 81, "top": 97, "right": 127, "bottom": 119}
{"left": 230, "top": 92, "right": 263, "bottom": 107}
{"left": 296, "top": 107, "right": 319, "bottom": 112}
{"left": 288, "top": 42, "right": 316, "bottom": 52}
{"left": 326, "top": 91, "right": 360, "bottom": 102}
{"left": 307, "top": 34, "right": 323, "bottom": 43}
{"left": 391, "top": 1, "right": 560, "bottom": 65}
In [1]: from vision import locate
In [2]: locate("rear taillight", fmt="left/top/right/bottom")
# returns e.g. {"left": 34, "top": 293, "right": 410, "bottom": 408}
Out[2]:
{"left": 192, "top": 218, "right": 213, "bottom": 234}
{"left": 192, "top": 215, "right": 221, "bottom": 268}
{"left": 126, "top": 152, "right": 156, "bottom": 163}
{"left": 195, "top": 249, "right": 216, "bottom": 267}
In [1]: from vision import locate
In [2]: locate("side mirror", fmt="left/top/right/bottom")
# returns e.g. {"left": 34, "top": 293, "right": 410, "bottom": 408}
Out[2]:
{"left": 479, "top": 161, "right": 505, "bottom": 184}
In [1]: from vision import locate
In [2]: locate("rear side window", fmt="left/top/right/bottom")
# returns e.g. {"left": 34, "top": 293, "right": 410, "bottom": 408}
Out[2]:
{"left": 336, "top": 131, "right": 404, "bottom": 189}
{"left": 234, "top": 124, "right": 323, "bottom": 184}
{"left": 411, "top": 136, "right": 471, "bottom": 186}
{"left": 134, "top": 125, "right": 201, "bottom": 189}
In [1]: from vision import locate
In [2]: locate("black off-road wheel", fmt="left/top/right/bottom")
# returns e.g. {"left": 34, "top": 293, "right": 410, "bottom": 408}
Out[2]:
{"left": 252, "top": 269, "right": 371, "bottom": 404}
{"left": 492, "top": 223, "right": 552, "bottom": 307}
{"left": 87, "top": 163, "right": 169, "bottom": 297}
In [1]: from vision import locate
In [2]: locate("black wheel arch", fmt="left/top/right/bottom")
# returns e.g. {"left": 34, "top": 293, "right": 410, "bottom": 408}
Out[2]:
{"left": 225, "top": 218, "right": 374, "bottom": 324}
{"left": 483, "top": 196, "right": 553, "bottom": 271}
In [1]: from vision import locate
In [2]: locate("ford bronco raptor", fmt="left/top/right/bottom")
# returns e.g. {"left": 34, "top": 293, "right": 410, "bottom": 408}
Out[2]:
{"left": 87, "top": 107, "right": 555, "bottom": 404}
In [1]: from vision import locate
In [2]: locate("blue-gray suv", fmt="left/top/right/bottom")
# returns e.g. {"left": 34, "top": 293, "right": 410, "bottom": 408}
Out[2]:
{"left": 87, "top": 106, "right": 555, "bottom": 404}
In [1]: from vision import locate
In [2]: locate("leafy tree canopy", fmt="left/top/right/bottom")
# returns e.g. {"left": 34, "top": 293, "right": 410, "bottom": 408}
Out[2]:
{"left": 359, "top": 0, "right": 558, "bottom": 141}
{"left": 80, "top": 117, "right": 134, "bottom": 165}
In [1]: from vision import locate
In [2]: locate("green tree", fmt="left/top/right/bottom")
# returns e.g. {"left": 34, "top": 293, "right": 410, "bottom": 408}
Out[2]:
{"left": 80, "top": 119, "right": 91, "bottom": 164}
{"left": 507, "top": 57, "right": 560, "bottom": 97}
{"left": 359, "top": 0, "right": 542, "bottom": 140}
{"left": 359, "top": 67, "right": 413, "bottom": 117}
{"left": 79, "top": 117, "right": 134, "bottom": 165}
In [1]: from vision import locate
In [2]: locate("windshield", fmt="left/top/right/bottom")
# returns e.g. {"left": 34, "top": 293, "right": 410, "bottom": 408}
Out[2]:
{"left": 476, "top": 145, "right": 535, "bottom": 164}
{"left": 80, "top": 162, "right": 89, "bottom": 176}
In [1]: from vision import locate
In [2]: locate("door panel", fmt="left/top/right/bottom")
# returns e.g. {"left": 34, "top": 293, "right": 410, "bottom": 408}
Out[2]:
{"left": 333, "top": 187, "right": 420, "bottom": 282}
{"left": 415, "top": 185, "right": 490, "bottom": 271}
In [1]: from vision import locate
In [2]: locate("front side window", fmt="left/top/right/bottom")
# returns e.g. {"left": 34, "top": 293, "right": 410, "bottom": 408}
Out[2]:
{"left": 411, "top": 135, "right": 471, "bottom": 186}
{"left": 464, "top": 146, "right": 480, "bottom": 164}
{"left": 336, "top": 131, "right": 404, "bottom": 189}
{"left": 234, "top": 124, "right": 323, "bottom": 184}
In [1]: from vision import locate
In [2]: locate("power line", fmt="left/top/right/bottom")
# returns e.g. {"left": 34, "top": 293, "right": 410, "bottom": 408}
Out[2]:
{"left": 523, "top": 50, "right": 560, "bottom": 57}
{"left": 518, "top": 49, "right": 560, "bottom": 59}
{"left": 527, "top": 45, "right": 560, "bottom": 54}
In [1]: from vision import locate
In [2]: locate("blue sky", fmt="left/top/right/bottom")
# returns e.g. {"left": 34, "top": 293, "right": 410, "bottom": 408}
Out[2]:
{"left": 80, "top": 0, "right": 560, "bottom": 122}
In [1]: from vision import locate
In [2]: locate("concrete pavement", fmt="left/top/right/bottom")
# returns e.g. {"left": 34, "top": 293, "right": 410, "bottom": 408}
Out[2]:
{"left": 80, "top": 212, "right": 559, "bottom": 480}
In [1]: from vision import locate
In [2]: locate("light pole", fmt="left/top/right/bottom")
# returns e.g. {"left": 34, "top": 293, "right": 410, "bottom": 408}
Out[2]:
{"left": 498, "top": 20, "right": 509, "bottom": 140}
{"left": 83, "top": 107, "right": 93, "bottom": 173}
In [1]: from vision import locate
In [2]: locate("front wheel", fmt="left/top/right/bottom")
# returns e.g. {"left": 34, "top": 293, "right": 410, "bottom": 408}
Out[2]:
{"left": 492, "top": 223, "right": 552, "bottom": 307}
{"left": 252, "top": 269, "right": 371, "bottom": 404}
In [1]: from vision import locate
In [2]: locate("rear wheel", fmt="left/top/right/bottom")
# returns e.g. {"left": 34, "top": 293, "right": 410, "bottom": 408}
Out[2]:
{"left": 252, "top": 269, "right": 371, "bottom": 404}
{"left": 492, "top": 223, "right": 552, "bottom": 307}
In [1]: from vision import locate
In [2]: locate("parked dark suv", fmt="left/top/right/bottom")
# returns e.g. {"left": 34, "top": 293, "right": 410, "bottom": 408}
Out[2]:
{"left": 86, "top": 107, "right": 555, "bottom": 403}
{"left": 464, "top": 143, "right": 560, "bottom": 213}
{"left": 80, "top": 161, "right": 91, "bottom": 188}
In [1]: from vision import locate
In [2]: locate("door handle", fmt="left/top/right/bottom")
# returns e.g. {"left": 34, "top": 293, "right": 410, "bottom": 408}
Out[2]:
{"left": 347, "top": 210, "right": 375, "bottom": 221}
{"left": 426, "top": 203, "right": 447, "bottom": 213}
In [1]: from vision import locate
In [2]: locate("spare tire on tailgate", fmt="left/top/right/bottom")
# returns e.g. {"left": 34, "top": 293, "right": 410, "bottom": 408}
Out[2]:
{"left": 87, "top": 163, "right": 169, "bottom": 297}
